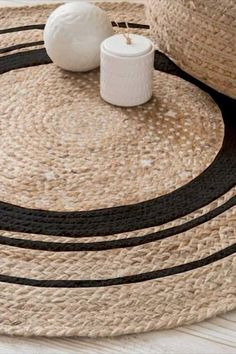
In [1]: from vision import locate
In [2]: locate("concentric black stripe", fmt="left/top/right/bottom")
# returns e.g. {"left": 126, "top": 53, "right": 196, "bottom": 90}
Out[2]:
{"left": 0, "top": 49, "right": 235, "bottom": 237}
{"left": 0, "top": 41, "right": 44, "bottom": 54}
{"left": 0, "top": 48, "right": 51, "bottom": 74}
{"left": 0, "top": 196, "right": 235, "bottom": 252}
{"left": 112, "top": 21, "right": 149, "bottom": 29}
{"left": 0, "top": 244, "right": 234, "bottom": 288}
{"left": 0, "top": 24, "right": 45, "bottom": 34}
{"left": 0, "top": 22, "right": 149, "bottom": 35}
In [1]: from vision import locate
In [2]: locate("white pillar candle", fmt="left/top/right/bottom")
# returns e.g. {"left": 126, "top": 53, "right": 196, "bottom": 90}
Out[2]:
{"left": 100, "top": 34, "right": 155, "bottom": 107}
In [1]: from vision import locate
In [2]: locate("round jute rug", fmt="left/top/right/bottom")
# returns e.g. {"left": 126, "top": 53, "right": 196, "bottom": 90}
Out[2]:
{"left": 0, "top": 2, "right": 235, "bottom": 337}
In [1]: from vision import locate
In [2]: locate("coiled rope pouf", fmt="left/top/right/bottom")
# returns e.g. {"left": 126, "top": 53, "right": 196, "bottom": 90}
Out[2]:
{"left": 0, "top": 2, "right": 235, "bottom": 337}
{"left": 147, "top": 0, "right": 236, "bottom": 98}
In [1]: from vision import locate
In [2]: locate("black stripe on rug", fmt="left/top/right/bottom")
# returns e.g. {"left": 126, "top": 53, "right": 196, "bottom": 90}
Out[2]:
{"left": 0, "top": 41, "right": 44, "bottom": 54}
{"left": 0, "top": 244, "right": 234, "bottom": 287}
{"left": 0, "top": 195, "right": 235, "bottom": 252}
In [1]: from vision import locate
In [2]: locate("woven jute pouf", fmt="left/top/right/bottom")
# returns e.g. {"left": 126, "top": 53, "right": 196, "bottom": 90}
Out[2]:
{"left": 146, "top": 0, "right": 236, "bottom": 99}
{"left": 0, "top": 2, "right": 235, "bottom": 337}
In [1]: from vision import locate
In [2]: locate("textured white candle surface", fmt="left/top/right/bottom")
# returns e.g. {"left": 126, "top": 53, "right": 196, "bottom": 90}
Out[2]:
{"left": 100, "top": 34, "right": 155, "bottom": 107}
{"left": 103, "top": 34, "right": 153, "bottom": 57}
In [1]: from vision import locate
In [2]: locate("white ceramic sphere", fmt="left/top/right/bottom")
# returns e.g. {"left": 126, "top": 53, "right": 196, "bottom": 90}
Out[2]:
{"left": 43, "top": 2, "right": 114, "bottom": 72}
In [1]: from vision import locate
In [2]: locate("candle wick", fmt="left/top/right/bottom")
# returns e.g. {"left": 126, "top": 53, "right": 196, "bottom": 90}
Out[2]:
{"left": 123, "top": 22, "right": 132, "bottom": 45}
{"left": 115, "top": 20, "right": 132, "bottom": 45}
{"left": 123, "top": 34, "right": 132, "bottom": 45}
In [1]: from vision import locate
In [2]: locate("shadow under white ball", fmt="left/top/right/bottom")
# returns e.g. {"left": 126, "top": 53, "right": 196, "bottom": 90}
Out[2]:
{"left": 43, "top": 2, "right": 114, "bottom": 72}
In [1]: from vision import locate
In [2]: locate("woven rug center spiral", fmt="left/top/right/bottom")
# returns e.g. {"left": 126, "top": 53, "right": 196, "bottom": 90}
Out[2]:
{"left": 1, "top": 65, "right": 224, "bottom": 211}
{"left": 0, "top": 1, "right": 235, "bottom": 339}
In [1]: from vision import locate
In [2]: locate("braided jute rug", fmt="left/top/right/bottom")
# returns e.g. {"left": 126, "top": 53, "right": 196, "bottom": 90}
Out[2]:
{"left": 0, "top": 2, "right": 235, "bottom": 337}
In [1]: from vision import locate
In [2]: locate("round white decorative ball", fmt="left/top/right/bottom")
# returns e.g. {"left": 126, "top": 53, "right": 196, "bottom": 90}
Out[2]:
{"left": 43, "top": 2, "right": 114, "bottom": 72}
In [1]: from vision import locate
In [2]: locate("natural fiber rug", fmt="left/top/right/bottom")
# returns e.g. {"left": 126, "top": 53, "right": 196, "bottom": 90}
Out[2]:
{"left": 0, "top": 2, "right": 235, "bottom": 337}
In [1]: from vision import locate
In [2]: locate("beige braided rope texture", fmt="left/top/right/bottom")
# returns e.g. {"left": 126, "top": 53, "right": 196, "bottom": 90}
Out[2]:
{"left": 0, "top": 2, "right": 235, "bottom": 337}
{"left": 146, "top": 0, "right": 236, "bottom": 98}
{"left": 0, "top": 66, "right": 224, "bottom": 211}
{"left": 0, "top": 255, "right": 235, "bottom": 337}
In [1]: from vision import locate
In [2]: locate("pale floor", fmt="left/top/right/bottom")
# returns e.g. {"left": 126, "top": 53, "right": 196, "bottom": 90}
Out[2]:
{"left": 0, "top": 0, "right": 235, "bottom": 353}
